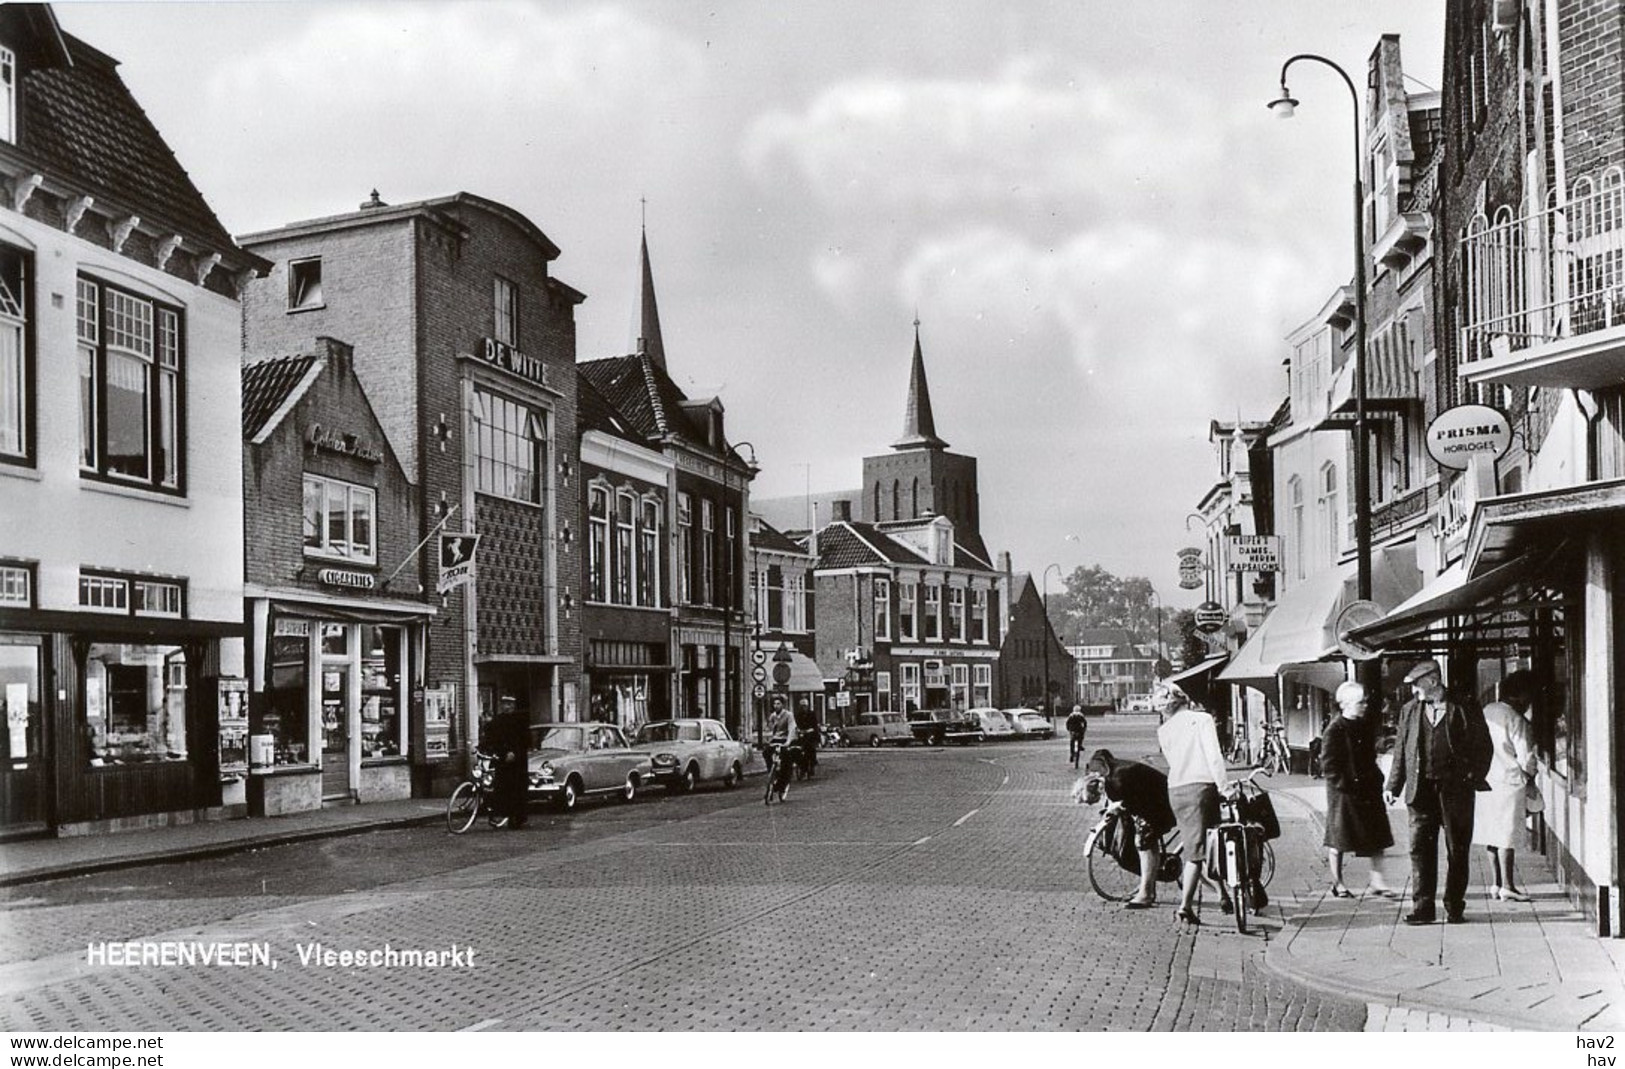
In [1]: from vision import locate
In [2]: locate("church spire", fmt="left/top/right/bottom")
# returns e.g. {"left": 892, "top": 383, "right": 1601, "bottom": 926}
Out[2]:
{"left": 892, "top": 316, "right": 948, "bottom": 451}
{"left": 636, "top": 208, "right": 666, "bottom": 370}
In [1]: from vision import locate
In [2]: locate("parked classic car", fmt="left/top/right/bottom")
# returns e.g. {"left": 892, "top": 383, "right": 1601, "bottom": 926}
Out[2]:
{"left": 527, "top": 723, "right": 653, "bottom": 810}
{"left": 842, "top": 711, "right": 914, "bottom": 748}
{"left": 907, "top": 708, "right": 981, "bottom": 745}
{"left": 968, "top": 707, "right": 1017, "bottom": 741}
{"left": 1002, "top": 708, "right": 1054, "bottom": 739}
{"left": 629, "top": 718, "right": 751, "bottom": 792}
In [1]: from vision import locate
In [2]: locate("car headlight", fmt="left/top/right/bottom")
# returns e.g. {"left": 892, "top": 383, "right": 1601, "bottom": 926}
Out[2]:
{"left": 652, "top": 753, "right": 678, "bottom": 767}
{"left": 535, "top": 761, "right": 555, "bottom": 781}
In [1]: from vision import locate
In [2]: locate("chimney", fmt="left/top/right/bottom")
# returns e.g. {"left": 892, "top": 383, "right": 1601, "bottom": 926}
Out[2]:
{"left": 316, "top": 336, "right": 353, "bottom": 368}
{"left": 997, "top": 550, "right": 1012, "bottom": 574}
{"left": 360, "top": 189, "right": 386, "bottom": 210}
{"left": 832, "top": 499, "right": 852, "bottom": 523}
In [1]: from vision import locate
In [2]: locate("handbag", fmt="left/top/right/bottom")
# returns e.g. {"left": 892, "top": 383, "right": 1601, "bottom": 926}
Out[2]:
{"left": 1524, "top": 778, "right": 1545, "bottom": 814}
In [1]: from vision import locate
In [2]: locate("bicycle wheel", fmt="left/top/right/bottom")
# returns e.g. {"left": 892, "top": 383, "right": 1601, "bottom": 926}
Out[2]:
{"left": 1085, "top": 816, "right": 1144, "bottom": 902}
{"left": 446, "top": 782, "right": 480, "bottom": 834}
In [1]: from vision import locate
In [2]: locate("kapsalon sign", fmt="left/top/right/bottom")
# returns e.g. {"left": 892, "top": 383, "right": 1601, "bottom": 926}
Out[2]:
{"left": 1426, "top": 404, "right": 1511, "bottom": 471}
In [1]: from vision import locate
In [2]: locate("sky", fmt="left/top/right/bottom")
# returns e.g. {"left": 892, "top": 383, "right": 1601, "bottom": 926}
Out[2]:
{"left": 54, "top": 0, "right": 1445, "bottom": 610}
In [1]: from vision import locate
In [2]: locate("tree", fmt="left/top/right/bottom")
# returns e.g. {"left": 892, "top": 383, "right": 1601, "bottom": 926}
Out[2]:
{"left": 1168, "top": 609, "right": 1214, "bottom": 673}
{"left": 1048, "top": 564, "right": 1162, "bottom": 644}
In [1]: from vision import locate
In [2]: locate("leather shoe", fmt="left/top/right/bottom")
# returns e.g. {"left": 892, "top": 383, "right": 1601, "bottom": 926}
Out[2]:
{"left": 1403, "top": 910, "right": 1436, "bottom": 926}
{"left": 1446, "top": 912, "right": 1466, "bottom": 924}
{"left": 1123, "top": 898, "right": 1156, "bottom": 910}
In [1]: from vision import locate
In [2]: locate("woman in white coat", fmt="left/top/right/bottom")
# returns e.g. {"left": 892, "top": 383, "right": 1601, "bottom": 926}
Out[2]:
{"left": 1473, "top": 671, "right": 1537, "bottom": 901}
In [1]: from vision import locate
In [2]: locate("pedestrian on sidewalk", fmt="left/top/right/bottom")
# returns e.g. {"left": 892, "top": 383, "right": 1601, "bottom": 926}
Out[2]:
{"left": 1155, "top": 681, "right": 1230, "bottom": 927}
{"left": 1322, "top": 681, "right": 1395, "bottom": 899}
{"left": 1475, "top": 670, "right": 1538, "bottom": 903}
{"left": 1383, "top": 659, "right": 1493, "bottom": 925}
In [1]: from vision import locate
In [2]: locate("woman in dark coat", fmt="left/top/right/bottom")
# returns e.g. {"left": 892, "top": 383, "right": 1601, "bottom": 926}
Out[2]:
{"left": 1321, "top": 681, "right": 1396, "bottom": 897}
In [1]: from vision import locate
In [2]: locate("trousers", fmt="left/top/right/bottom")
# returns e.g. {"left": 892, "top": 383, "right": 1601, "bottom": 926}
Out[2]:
{"left": 1407, "top": 778, "right": 1476, "bottom": 915}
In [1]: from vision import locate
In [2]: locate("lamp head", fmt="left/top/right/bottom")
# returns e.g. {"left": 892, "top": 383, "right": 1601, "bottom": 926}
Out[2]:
{"left": 1268, "top": 87, "right": 1299, "bottom": 118}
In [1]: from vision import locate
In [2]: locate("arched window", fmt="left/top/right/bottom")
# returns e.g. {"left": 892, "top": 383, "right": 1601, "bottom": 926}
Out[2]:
{"left": 911, "top": 477, "right": 919, "bottom": 517}
{"left": 1288, "top": 476, "right": 1305, "bottom": 581}
{"left": 873, "top": 482, "right": 881, "bottom": 522}
{"left": 891, "top": 480, "right": 900, "bottom": 520}
{"left": 1318, "top": 463, "right": 1340, "bottom": 563}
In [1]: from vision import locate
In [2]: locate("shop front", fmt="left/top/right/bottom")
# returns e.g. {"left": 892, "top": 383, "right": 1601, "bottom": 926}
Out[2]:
{"left": 586, "top": 639, "right": 671, "bottom": 734}
{"left": 245, "top": 598, "right": 430, "bottom": 815}
{"left": 0, "top": 605, "right": 242, "bottom": 837}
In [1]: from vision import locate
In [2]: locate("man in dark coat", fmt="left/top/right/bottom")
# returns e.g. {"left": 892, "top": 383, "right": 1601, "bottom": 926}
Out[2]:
{"left": 1383, "top": 660, "right": 1493, "bottom": 924}
{"left": 481, "top": 696, "right": 530, "bottom": 829}
{"left": 1066, "top": 705, "right": 1089, "bottom": 767}
{"left": 793, "top": 699, "right": 819, "bottom": 774}
{"left": 1080, "top": 748, "right": 1177, "bottom": 909}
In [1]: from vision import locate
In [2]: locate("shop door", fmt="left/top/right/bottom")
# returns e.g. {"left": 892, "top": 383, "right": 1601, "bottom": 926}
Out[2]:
{"left": 321, "top": 665, "right": 351, "bottom": 801}
{"left": 0, "top": 637, "right": 49, "bottom": 830}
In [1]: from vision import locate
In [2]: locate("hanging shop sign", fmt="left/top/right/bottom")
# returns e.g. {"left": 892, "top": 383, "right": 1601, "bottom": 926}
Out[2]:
{"left": 1426, "top": 404, "right": 1511, "bottom": 471}
{"left": 1194, "top": 600, "right": 1228, "bottom": 633}
{"left": 1334, "top": 599, "right": 1385, "bottom": 662}
{"left": 437, "top": 533, "right": 480, "bottom": 595}
{"left": 1177, "top": 547, "right": 1206, "bottom": 590}
{"left": 1226, "top": 535, "right": 1281, "bottom": 573}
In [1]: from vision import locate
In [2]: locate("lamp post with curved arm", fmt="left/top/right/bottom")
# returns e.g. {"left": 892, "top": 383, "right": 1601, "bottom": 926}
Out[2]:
{"left": 1268, "top": 54, "right": 1371, "bottom": 609}
{"left": 1042, "top": 563, "right": 1064, "bottom": 718}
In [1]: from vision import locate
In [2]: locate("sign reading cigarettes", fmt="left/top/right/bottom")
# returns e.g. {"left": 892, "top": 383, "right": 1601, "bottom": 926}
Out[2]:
{"left": 1426, "top": 404, "right": 1511, "bottom": 471}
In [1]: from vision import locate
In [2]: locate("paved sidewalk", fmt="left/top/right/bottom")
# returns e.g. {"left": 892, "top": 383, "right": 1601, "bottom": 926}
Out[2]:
{"left": 1260, "top": 773, "right": 1625, "bottom": 1031}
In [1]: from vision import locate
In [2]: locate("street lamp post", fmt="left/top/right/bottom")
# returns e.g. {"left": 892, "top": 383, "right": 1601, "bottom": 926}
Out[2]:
{"left": 1269, "top": 54, "right": 1376, "bottom": 698}
{"left": 1042, "top": 563, "right": 1063, "bottom": 718}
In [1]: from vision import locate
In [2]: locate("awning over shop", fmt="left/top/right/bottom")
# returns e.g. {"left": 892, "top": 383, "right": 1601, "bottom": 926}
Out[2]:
{"left": 1466, "top": 477, "right": 1625, "bottom": 576}
{"left": 1346, "top": 552, "right": 1543, "bottom": 649}
{"left": 1218, "top": 543, "right": 1422, "bottom": 689}
{"left": 1166, "top": 654, "right": 1228, "bottom": 706}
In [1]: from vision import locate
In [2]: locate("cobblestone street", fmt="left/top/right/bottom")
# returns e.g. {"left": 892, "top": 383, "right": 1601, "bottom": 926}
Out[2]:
{"left": 0, "top": 721, "right": 1365, "bottom": 1031}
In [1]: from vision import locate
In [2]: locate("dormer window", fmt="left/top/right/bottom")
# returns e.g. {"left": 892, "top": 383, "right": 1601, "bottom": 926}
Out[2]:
{"left": 1, "top": 47, "right": 14, "bottom": 143}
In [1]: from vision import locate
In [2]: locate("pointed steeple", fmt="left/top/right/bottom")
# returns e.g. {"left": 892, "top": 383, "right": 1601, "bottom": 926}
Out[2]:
{"left": 636, "top": 212, "right": 666, "bottom": 370}
{"left": 892, "top": 317, "right": 948, "bottom": 451}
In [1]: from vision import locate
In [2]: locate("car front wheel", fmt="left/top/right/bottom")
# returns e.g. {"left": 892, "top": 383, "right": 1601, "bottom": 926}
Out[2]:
{"left": 556, "top": 778, "right": 581, "bottom": 812}
{"left": 621, "top": 774, "right": 639, "bottom": 803}
{"left": 723, "top": 761, "right": 742, "bottom": 788}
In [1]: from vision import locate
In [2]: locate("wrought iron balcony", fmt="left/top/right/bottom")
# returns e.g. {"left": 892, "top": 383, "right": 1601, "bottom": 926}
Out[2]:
{"left": 1459, "top": 167, "right": 1625, "bottom": 389}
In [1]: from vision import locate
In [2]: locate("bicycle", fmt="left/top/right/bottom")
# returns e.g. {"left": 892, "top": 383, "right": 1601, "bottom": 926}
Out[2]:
{"left": 446, "top": 751, "right": 511, "bottom": 834}
{"left": 1226, "top": 731, "right": 1250, "bottom": 767}
{"left": 1077, "top": 775, "right": 1183, "bottom": 902}
{"left": 1257, "top": 723, "right": 1291, "bottom": 776}
{"left": 763, "top": 739, "right": 800, "bottom": 804}
{"left": 1207, "top": 767, "right": 1279, "bottom": 933}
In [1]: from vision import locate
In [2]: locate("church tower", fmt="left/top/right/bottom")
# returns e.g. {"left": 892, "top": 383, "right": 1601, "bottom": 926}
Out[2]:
{"left": 860, "top": 321, "right": 987, "bottom": 560}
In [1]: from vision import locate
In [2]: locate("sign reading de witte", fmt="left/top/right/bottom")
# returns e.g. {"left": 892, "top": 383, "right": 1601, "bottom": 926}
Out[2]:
{"left": 1226, "top": 535, "right": 1281, "bottom": 573}
{"left": 437, "top": 533, "right": 480, "bottom": 595}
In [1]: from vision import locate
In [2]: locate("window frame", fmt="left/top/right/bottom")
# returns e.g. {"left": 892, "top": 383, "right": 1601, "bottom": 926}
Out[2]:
{"left": 0, "top": 46, "right": 13, "bottom": 144}
{"left": 493, "top": 275, "right": 519, "bottom": 347}
{"left": 699, "top": 498, "right": 715, "bottom": 606}
{"left": 898, "top": 581, "right": 917, "bottom": 641}
{"left": 587, "top": 483, "right": 610, "bottom": 603}
{"left": 874, "top": 578, "right": 891, "bottom": 641}
{"left": 923, "top": 585, "right": 942, "bottom": 642}
{"left": 76, "top": 275, "right": 185, "bottom": 494}
{"left": 947, "top": 586, "right": 966, "bottom": 642}
{"left": 638, "top": 497, "right": 661, "bottom": 607}
{"left": 77, "top": 568, "right": 187, "bottom": 619}
{"left": 0, "top": 243, "right": 32, "bottom": 466}
{"left": 471, "top": 388, "right": 547, "bottom": 505}
{"left": 302, "top": 473, "right": 378, "bottom": 564}
{"left": 288, "top": 257, "right": 324, "bottom": 312}
{"left": 972, "top": 588, "right": 989, "bottom": 643}
{"left": 614, "top": 490, "right": 635, "bottom": 605}
{"left": 677, "top": 492, "right": 694, "bottom": 604}
{"left": 0, "top": 559, "right": 34, "bottom": 608}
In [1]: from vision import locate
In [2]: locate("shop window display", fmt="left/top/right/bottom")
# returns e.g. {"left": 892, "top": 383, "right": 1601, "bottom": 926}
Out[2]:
{"left": 360, "top": 625, "right": 401, "bottom": 759}
{"left": 263, "top": 630, "right": 311, "bottom": 765}
{"left": 83, "top": 642, "right": 187, "bottom": 764}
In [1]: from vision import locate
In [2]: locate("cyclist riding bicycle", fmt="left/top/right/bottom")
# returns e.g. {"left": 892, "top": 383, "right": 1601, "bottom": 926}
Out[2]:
{"left": 1076, "top": 748, "right": 1177, "bottom": 909}
{"left": 1066, "top": 705, "right": 1088, "bottom": 766}
{"left": 793, "top": 699, "right": 820, "bottom": 775}
{"left": 764, "top": 696, "right": 795, "bottom": 772}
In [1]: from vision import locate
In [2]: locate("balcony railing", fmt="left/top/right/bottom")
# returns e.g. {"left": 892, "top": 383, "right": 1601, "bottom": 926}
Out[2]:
{"left": 1460, "top": 167, "right": 1625, "bottom": 363}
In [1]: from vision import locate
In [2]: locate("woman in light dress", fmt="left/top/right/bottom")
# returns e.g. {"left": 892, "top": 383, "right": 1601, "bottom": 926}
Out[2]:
{"left": 1474, "top": 671, "right": 1537, "bottom": 902}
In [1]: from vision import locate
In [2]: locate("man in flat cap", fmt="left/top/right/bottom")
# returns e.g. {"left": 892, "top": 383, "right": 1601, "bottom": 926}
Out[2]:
{"left": 1383, "top": 659, "right": 1493, "bottom": 924}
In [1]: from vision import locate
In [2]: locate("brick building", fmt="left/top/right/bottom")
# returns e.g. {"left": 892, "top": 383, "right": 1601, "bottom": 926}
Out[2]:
{"left": 0, "top": 6, "right": 267, "bottom": 835}
{"left": 747, "top": 515, "right": 822, "bottom": 733}
{"left": 1068, "top": 628, "right": 1156, "bottom": 712}
{"left": 240, "top": 339, "right": 431, "bottom": 813}
{"left": 809, "top": 327, "right": 1007, "bottom": 718}
{"left": 239, "top": 192, "right": 584, "bottom": 787}
{"left": 577, "top": 230, "right": 754, "bottom": 738}
{"left": 997, "top": 571, "right": 1075, "bottom": 715}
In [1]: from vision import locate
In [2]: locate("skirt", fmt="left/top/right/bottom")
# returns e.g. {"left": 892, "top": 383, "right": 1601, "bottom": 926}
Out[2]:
{"left": 1323, "top": 786, "right": 1394, "bottom": 856}
{"left": 1170, "top": 782, "right": 1220, "bottom": 862}
{"left": 1472, "top": 781, "right": 1524, "bottom": 849}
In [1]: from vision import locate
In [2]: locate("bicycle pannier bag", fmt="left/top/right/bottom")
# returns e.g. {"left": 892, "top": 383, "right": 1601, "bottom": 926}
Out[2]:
{"left": 1239, "top": 789, "right": 1282, "bottom": 840}
{"left": 1105, "top": 811, "right": 1141, "bottom": 875}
